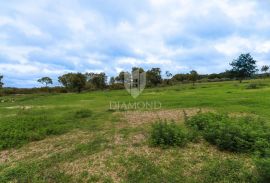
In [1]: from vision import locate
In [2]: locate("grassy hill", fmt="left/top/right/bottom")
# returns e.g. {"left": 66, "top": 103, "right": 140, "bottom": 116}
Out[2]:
{"left": 0, "top": 79, "right": 270, "bottom": 182}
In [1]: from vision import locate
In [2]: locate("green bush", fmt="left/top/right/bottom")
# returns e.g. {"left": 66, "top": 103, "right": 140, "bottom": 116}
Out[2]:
{"left": 246, "top": 83, "right": 266, "bottom": 89}
{"left": 256, "top": 158, "right": 270, "bottom": 183}
{"left": 186, "top": 113, "right": 270, "bottom": 153}
{"left": 74, "top": 109, "right": 93, "bottom": 118}
{"left": 185, "top": 112, "right": 226, "bottom": 131}
{"left": 150, "top": 121, "right": 189, "bottom": 147}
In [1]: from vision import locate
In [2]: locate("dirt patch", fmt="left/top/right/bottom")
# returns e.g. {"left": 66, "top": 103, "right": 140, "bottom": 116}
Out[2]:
{"left": 121, "top": 108, "right": 211, "bottom": 127}
{"left": 0, "top": 130, "right": 93, "bottom": 164}
{"left": 131, "top": 133, "right": 146, "bottom": 145}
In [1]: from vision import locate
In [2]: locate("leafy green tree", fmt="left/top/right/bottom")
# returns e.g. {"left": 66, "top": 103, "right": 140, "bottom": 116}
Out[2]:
{"left": 0, "top": 75, "right": 3, "bottom": 88}
{"left": 172, "top": 73, "right": 189, "bottom": 82}
{"left": 58, "top": 73, "right": 86, "bottom": 93}
{"left": 163, "top": 71, "right": 173, "bottom": 85}
{"left": 261, "top": 65, "right": 269, "bottom": 78}
{"left": 189, "top": 70, "right": 199, "bottom": 86}
{"left": 146, "top": 68, "right": 162, "bottom": 87}
{"left": 221, "top": 70, "right": 235, "bottom": 79}
{"left": 165, "top": 71, "right": 172, "bottom": 78}
{"left": 37, "top": 77, "right": 53, "bottom": 87}
{"left": 115, "top": 71, "right": 125, "bottom": 84}
{"left": 85, "top": 72, "right": 107, "bottom": 89}
{"left": 230, "top": 53, "right": 258, "bottom": 83}
{"left": 132, "top": 67, "right": 145, "bottom": 73}
{"left": 208, "top": 73, "right": 220, "bottom": 79}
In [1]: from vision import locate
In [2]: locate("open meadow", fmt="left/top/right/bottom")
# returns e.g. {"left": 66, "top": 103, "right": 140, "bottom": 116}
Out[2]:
{"left": 0, "top": 79, "right": 270, "bottom": 182}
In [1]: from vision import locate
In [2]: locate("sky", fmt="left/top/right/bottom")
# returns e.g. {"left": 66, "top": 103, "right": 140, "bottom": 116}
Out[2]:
{"left": 0, "top": 0, "right": 270, "bottom": 88}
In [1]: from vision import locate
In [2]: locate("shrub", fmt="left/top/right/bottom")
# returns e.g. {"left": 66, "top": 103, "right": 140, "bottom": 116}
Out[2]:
{"left": 185, "top": 112, "right": 226, "bottom": 131}
{"left": 74, "top": 109, "right": 93, "bottom": 118}
{"left": 246, "top": 83, "right": 259, "bottom": 89}
{"left": 109, "top": 83, "right": 125, "bottom": 90}
{"left": 186, "top": 113, "right": 270, "bottom": 153}
{"left": 149, "top": 121, "right": 189, "bottom": 147}
{"left": 246, "top": 83, "right": 266, "bottom": 89}
{"left": 255, "top": 158, "right": 270, "bottom": 183}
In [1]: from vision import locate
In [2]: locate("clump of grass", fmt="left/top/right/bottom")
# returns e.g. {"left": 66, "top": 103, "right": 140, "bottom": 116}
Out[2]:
{"left": 74, "top": 109, "right": 93, "bottom": 118}
{"left": 200, "top": 158, "right": 256, "bottom": 183}
{"left": 0, "top": 115, "right": 70, "bottom": 150}
{"left": 120, "top": 155, "right": 185, "bottom": 182}
{"left": 246, "top": 83, "right": 266, "bottom": 89}
{"left": 149, "top": 120, "right": 190, "bottom": 147}
{"left": 107, "top": 109, "right": 116, "bottom": 112}
{"left": 0, "top": 135, "right": 108, "bottom": 182}
{"left": 186, "top": 113, "right": 270, "bottom": 154}
{"left": 255, "top": 158, "right": 270, "bottom": 183}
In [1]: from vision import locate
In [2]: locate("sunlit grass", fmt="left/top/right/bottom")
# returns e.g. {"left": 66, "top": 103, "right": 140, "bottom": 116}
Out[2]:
{"left": 0, "top": 79, "right": 269, "bottom": 182}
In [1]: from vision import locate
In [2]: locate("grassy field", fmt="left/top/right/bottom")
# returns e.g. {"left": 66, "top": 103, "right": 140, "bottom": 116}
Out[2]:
{"left": 0, "top": 79, "right": 270, "bottom": 182}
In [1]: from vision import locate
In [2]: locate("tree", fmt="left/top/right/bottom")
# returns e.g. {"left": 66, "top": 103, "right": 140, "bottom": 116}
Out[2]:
{"left": 115, "top": 71, "right": 125, "bottom": 84}
{"left": 165, "top": 71, "right": 172, "bottom": 78}
{"left": 189, "top": 70, "right": 199, "bottom": 85}
{"left": 221, "top": 70, "right": 235, "bottom": 79}
{"left": 58, "top": 73, "right": 86, "bottom": 93}
{"left": 109, "top": 77, "right": 115, "bottom": 85}
{"left": 37, "top": 77, "right": 53, "bottom": 87}
{"left": 132, "top": 67, "right": 145, "bottom": 74}
{"left": 261, "top": 65, "right": 269, "bottom": 78}
{"left": 0, "top": 75, "right": 3, "bottom": 88}
{"left": 172, "top": 73, "right": 189, "bottom": 82}
{"left": 164, "top": 71, "right": 173, "bottom": 85}
{"left": 230, "top": 53, "right": 258, "bottom": 83}
{"left": 146, "top": 68, "right": 162, "bottom": 87}
{"left": 85, "top": 72, "right": 107, "bottom": 89}
{"left": 208, "top": 73, "right": 220, "bottom": 80}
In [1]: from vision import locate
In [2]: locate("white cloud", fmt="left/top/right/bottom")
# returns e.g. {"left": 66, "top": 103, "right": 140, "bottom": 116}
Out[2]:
{"left": 117, "top": 57, "right": 143, "bottom": 66}
{"left": 256, "top": 41, "right": 270, "bottom": 53}
{"left": 214, "top": 36, "right": 252, "bottom": 56}
{"left": 0, "top": 0, "right": 270, "bottom": 87}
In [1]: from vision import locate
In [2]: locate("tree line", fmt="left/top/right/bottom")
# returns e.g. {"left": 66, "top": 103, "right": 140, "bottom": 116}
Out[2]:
{"left": 0, "top": 53, "right": 269, "bottom": 94}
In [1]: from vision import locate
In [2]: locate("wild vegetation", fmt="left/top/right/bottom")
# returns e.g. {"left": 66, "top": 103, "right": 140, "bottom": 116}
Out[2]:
{"left": 1, "top": 53, "right": 270, "bottom": 96}
{"left": 149, "top": 121, "right": 190, "bottom": 147}
{"left": 186, "top": 113, "right": 270, "bottom": 154}
{"left": 0, "top": 53, "right": 269, "bottom": 182}
{"left": 0, "top": 78, "right": 270, "bottom": 182}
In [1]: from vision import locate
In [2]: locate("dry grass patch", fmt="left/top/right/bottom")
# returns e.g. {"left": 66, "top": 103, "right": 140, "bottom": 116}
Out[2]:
{"left": 60, "top": 149, "right": 121, "bottom": 182}
{"left": 175, "top": 142, "right": 254, "bottom": 177}
{"left": 5, "top": 106, "right": 33, "bottom": 110}
{"left": 0, "top": 130, "right": 92, "bottom": 164}
{"left": 58, "top": 146, "right": 161, "bottom": 182}
{"left": 121, "top": 108, "right": 211, "bottom": 127}
{"left": 117, "top": 142, "right": 254, "bottom": 182}
{"left": 56, "top": 129, "right": 254, "bottom": 183}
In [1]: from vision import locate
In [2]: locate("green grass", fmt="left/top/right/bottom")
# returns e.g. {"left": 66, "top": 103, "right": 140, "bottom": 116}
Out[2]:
{"left": 0, "top": 79, "right": 270, "bottom": 182}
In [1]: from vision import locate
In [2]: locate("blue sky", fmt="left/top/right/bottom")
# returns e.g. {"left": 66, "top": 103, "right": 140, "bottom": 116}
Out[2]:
{"left": 0, "top": 0, "right": 270, "bottom": 87}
